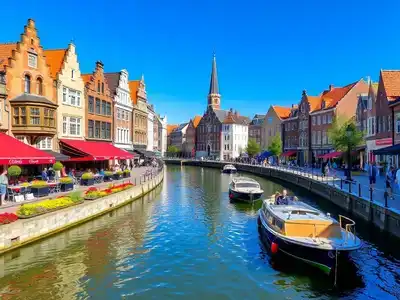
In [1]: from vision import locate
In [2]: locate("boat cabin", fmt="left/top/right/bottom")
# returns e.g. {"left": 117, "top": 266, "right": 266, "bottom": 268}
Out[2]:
{"left": 261, "top": 201, "right": 342, "bottom": 239}
{"left": 230, "top": 177, "right": 260, "bottom": 189}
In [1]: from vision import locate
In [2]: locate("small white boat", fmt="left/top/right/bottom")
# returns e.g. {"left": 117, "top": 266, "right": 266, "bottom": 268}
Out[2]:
{"left": 258, "top": 195, "right": 361, "bottom": 275}
{"left": 228, "top": 177, "right": 264, "bottom": 203}
{"left": 222, "top": 164, "right": 237, "bottom": 174}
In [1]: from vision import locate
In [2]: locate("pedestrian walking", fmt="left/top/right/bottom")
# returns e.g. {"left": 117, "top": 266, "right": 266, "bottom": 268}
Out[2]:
{"left": 369, "top": 162, "right": 377, "bottom": 189}
{"left": 0, "top": 169, "right": 8, "bottom": 205}
{"left": 385, "top": 166, "right": 394, "bottom": 200}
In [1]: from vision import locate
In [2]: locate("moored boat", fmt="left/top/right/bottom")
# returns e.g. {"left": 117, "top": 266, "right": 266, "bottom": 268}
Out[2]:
{"left": 258, "top": 196, "right": 361, "bottom": 275}
{"left": 229, "top": 177, "right": 264, "bottom": 203}
{"left": 222, "top": 164, "right": 237, "bottom": 174}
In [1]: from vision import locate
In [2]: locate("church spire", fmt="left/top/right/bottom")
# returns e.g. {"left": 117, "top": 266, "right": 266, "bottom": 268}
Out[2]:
{"left": 207, "top": 53, "right": 221, "bottom": 110}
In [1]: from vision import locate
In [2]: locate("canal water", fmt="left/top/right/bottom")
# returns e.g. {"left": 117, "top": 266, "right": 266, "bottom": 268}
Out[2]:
{"left": 0, "top": 165, "right": 399, "bottom": 299}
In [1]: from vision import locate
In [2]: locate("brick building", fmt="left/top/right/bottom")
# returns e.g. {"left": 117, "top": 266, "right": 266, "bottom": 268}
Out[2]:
{"left": 281, "top": 105, "right": 299, "bottom": 158}
{"left": 81, "top": 61, "right": 113, "bottom": 142}
{"left": 0, "top": 19, "right": 58, "bottom": 149}
{"left": 129, "top": 76, "right": 148, "bottom": 150}
{"left": 248, "top": 114, "right": 265, "bottom": 146}
{"left": 186, "top": 116, "right": 202, "bottom": 157}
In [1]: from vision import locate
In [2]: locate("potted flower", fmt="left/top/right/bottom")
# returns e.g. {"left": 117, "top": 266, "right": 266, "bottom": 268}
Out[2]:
{"left": 53, "top": 161, "right": 63, "bottom": 179}
{"left": 113, "top": 170, "right": 123, "bottom": 180}
{"left": 30, "top": 180, "right": 50, "bottom": 197}
{"left": 81, "top": 172, "right": 94, "bottom": 186}
{"left": 103, "top": 171, "right": 113, "bottom": 182}
{"left": 123, "top": 169, "right": 131, "bottom": 178}
{"left": 59, "top": 177, "right": 74, "bottom": 192}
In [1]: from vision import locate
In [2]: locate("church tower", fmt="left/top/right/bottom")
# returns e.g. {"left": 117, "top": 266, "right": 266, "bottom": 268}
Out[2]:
{"left": 207, "top": 54, "right": 221, "bottom": 110}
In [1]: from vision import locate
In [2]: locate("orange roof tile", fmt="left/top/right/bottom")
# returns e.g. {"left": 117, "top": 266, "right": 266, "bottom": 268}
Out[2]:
{"left": 272, "top": 106, "right": 291, "bottom": 119}
{"left": 192, "top": 115, "right": 202, "bottom": 128}
{"left": 44, "top": 49, "right": 67, "bottom": 79}
{"left": 381, "top": 70, "right": 400, "bottom": 101}
{"left": 320, "top": 82, "right": 357, "bottom": 109}
{"left": 167, "top": 124, "right": 178, "bottom": 135}
{"left": 128, "top": 80, "right": 140, "bottom": 105}
{"left": 0, "top": 43, "right": 17, "bottom": 70}
{"left": 81, "top": 74, "right": 92, "bottom": 85}
{"left": 307, "top": 96, "right": 322, "bottom": 112}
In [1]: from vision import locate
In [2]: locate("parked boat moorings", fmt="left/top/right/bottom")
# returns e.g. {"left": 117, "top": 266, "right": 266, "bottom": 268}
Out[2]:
{"left": 228, "top": 176, "right": 263, "bottom": 203}
{"left": 257, "top": 195, "right": 361, "bottom": 275}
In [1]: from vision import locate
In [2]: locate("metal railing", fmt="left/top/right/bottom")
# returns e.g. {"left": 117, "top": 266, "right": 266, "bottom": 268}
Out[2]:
{"left": 339, "top": 215, "right": 357, "bottom": 243}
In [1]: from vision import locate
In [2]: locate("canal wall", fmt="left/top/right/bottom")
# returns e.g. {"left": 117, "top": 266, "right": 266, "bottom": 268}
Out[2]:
{"left": 164, "top": 159, "right": 400, "bottom": 239}
{"left": 0, "top": 170, "right": 164, "bottom": 255}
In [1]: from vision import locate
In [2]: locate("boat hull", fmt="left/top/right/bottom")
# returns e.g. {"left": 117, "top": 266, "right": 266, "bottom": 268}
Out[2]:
{"left": 257, "top": 215, "right": 349, "bottom": 275}
{"left": 229, "top": 188, "right": 263, "bottom": 203}
{"left": 222, "top": 169, "right": 237, "bottom": 174}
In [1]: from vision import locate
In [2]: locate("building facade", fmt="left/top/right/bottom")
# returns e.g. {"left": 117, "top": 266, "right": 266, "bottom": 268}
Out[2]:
{"left": 153, "top": 114, "right": 159, "bottom": 152}
{"left": 186, "top": 116, "right": 201, "bottom": 157}
{"left": 170, "top": 123, "right": 189, "bottom": 154}
{"left": 158, "top": 115, "right": 167, "bottom": 156}
{"left": 147, "top": 104, "right": 155, "bottom": 152}
{"left": 104, "top": 70, "right": 133, "bottom": 150}
{"left": 248, "top": 114, "right": 265, "bottom": 146}
{"left": 282, "top": 105, "right": 299, "bottom": 156}
{"left": 44, "top": 44, "right": 85, "bottom": 152}
{"left": 222, "top": 110, "right": 249, "bottom": 159}
{"left": 82, "top": 61, "right": 113, "bottom": 142}
{"left": 262, "top": 106, "right": 290, "bottom": 149}
{"left": 129, "top": 76, "right": 148, "bottom": 150}
{"left": 0, "top": 19, "right": 58, "bottom": 149}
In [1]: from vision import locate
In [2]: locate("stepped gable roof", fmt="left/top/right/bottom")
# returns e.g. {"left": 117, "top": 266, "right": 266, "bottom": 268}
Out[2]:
{"left": 81, "top": 74, "right": 92, "bottom": 85}
{"left": 307, "top": 95, "right": 323, "bottom": 112}
{"left": 0, "top": 43, "right": 17, "bottom": 70}
{"left": 272, "top": 106, "right": 291, "bottom": 119}
{"left": 43, "top": 49, "right": 67, "bottom": 79}
{"left": 128, "top": 80, "right": 140, "bottom": 104}
{"left": 192, "top": 116, "right": 202, "bottom": 128}
{"left": 381, "top": 70, "right": 400, "bottom": 101}
{"left": 104, "top": 72, "right": 120, "bottom": 96}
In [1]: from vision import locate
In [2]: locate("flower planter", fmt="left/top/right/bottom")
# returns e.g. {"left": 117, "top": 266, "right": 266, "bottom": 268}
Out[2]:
{"left": 113, "top": 174, "right": 122, "bottom": 180}
{"left": 84, "top": 196, "right": 99, "bottom": 201}
{"left": 17, "top": 200, "right": 84, "bottom": 219}
{"left": 81, "top": 178, "right": 94, "bottom": 186}
{"left": 103, "top": 175, "right": 113, "bottom": 182}
{"left": 31, "top": 186, "right": 50, "bottom": 198}
{"left": 123, "top": 173, "right": 131, "bottom": 178}
{"left": 60, "top": 182, "right": 74, "bottom": 192}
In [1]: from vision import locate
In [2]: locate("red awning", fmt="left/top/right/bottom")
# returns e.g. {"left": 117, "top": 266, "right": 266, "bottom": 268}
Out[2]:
{"left": 0, "top": 133, "right": 56, "bottom": 165}
{"left": 321, "top": 151, "right": 343, "bottom": 159}
{"left": 281, "top": 150, "right": 297, "bottom": 157}
{"left": 60, "top": 139, "right": 134, "bottom": 162}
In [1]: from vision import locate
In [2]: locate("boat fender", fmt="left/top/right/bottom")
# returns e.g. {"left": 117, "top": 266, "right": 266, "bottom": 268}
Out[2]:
{"left": 271, "top": 242, "right": 278, "bottom": 254}
{"left": 229, "top": 193, "right": 233, "bottom": 199}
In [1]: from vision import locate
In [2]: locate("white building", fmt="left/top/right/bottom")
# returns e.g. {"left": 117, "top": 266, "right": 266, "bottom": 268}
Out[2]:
{"left": 158, "top": 115, "right": 167, "bottom": 156}
{"left": 147, "top": 104, "right": 155, "bottom": 152}
{"left": 221, "top": 110, "right": 249, "bottom": 160}
{"left": 105, "top": 70, "right": 133, "bottom": 150}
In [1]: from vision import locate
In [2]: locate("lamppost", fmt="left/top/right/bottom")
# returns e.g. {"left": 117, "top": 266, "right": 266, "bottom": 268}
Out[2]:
{"left": 346, "top": 124, "right": 353, "bottom": 181}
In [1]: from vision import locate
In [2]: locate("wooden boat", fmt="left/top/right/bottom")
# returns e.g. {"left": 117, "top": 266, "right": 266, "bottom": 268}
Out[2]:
{"left": 257, "top": 196, "right": 361, "bottom": 275}
{"left": 229, "top": 177, "right": 264, "bottom": 203}
{"left": 222, "top": 164, "right": 237, "bottom": 174}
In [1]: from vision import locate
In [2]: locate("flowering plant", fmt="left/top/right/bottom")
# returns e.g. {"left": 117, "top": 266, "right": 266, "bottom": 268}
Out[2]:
{"left": 0, "top": 213, "right": 18, "bottom": 225}
{"left": 31, "top": 180, "right": 49, "bottom": 188}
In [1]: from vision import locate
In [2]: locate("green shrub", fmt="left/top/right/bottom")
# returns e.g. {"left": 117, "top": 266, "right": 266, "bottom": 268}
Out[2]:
{"left": 116, "top": 170, "right": 123, "bottom": 175}
{"left": 69, "top": 191, "right": 83, "bottom": 202}
{"left": 8, "top": 165, "right": 21, "bottom": 177}
{"left": 123, "top": 169, "right": 130, "bottom": 174}
{"left": 59, "top": 177, "right": 73, "bottom": 184}
{"left": 17, "top": 197, "right": 75, "bottom": 216}
{"left": 53, "top": 162, "right": 63, "bottom": 171}
{"left": 30, "top": 180, "right": 48, "bottom": 188}
{"left": 81, "top": 173, "right": 94, "bottom": 180}
{"left": 104, "top": 171, "right": 113, "bottom": 176}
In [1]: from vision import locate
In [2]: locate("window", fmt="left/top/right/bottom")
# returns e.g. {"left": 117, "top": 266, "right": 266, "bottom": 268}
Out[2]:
{"left": 97, "top": 81, "right": 100, "bottom": 93}
{"left": 95, "top": 121, "right": 101, "bottom": 138}
{"left": 44, "top": 109, "right": 55, "bottom": 127}
{"left": 88, "top": 120, "right": 94, "bottom": 138}
{"left": 63, "top": 87, "right": 67, "bottom": 103}
{"left": 312, "top": 116, "right": 316, "bottom": 125}
{"left": 327, "top": 114, "right": 332, "bottom": 124}
{"left": 322, "top": 115, "right": 326, "bottom": 124}
{"left": 88, "top": 96, "right": 94, "bottom": 113}
{"left": 389, "top": 115, "right": 392, "bottom": 132}
{"left": 63, "top": 116, "right": 67, "bottom": 134}
{"left": 71, "top": 69, "right": 75, "bottom": 79}
{"left": 101, "top": 101, "right": 107, "bottom": 115}
{"left": 68, "top": 117, "right": 81, "bottom": 136}
{"left": 62, "top": 87, "right": 81, "bottom": 107}
{"left": 101, "top": 82, "right": 104, "bottom": 94}
{"left": 117, "top": 109, "right": 121, "bottom": 120}
{"left": 77, "top": 92, "right": 81, "bottom": 107}
{"left": 317, "top": 115, "right": 321, "bottom": 125}
{"left": 106, "top": 122, "right": 111, "bottom": 139}
{"left": 268, "top": 117, "right": 273, "bottom": 124}
{"left": 36, "top": 137, "right": 52, "bottom": 150}
{"left": 125, "top": 111, "right": 129, "bottom": 121}
{"left": 28, "top": 53, "right": 37, "bottom": 68}
{"left": 24, "top": 75, "right": 31, "bottom": 93}
{"left": 36, "top": 78, "right": 43, "bottom": 95}
{"left": 30, "top": 107, "right": 40, "bottom": 125}
{"left": 69, "top": 89, "right": 76, "bottom": 106}
{"left": 396, "top": 113, "right": 400, "bottom": 133}
{"left": 16, "top": 136, "right": 25, "bottom": 143}
{"left": 106, "top": 103, "right": 111, "bottom": 116}
{"left": 322, "top": 131, "right": 327, "bottom": 144}
{"left": 13, "top": 107, "right": 20, "bottom": 125}
{"left": 101, "top": 122, "right": 106, "bottom": 139}
{"left": 95, "top": 98, "right": 101, "bottom": 114}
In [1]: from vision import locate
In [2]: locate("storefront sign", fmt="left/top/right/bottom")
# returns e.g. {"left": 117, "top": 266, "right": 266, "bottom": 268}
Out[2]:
{"left": 375, "top": 138, "right": 392, "bottom": 146}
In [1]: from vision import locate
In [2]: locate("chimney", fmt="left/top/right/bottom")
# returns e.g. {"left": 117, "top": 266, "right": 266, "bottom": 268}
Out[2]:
{"left": 329, "top": 84, "right": 334, "bottom": 91}
{"left": 96, "top": 60, "right": 104, "bottom": 69}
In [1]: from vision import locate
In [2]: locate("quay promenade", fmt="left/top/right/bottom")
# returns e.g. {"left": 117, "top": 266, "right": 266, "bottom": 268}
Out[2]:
{"left": 164, "top": 158, "right": 400, "bottom": 239}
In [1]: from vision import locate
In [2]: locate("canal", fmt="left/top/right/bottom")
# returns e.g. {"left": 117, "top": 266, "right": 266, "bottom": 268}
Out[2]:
{"left": 0, "top": 165, "right": 399, "bottom": 299}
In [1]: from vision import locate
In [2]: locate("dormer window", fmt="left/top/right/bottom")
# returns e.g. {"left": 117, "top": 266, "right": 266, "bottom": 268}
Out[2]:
{"left": 321, "top": 101, "right": 325, "bottom": 109}
{"left": 28, "top": 53, "right": 37, "bottom": 68}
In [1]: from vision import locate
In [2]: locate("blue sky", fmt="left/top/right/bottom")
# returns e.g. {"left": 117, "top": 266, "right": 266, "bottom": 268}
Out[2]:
{"left": 2, "top": 0, "right": 400, "bottom": 124}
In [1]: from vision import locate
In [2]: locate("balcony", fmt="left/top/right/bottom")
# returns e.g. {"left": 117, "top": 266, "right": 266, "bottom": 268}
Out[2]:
{"left": 10, "top": 94, "right": 57, "bottom": 143}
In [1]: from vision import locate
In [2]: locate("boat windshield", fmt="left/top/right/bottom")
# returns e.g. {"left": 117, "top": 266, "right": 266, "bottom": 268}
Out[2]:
{"left": 236, "top": 183, "right": 259, "bottom": 188}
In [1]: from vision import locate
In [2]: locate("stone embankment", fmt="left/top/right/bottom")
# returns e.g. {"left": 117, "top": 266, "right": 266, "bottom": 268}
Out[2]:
{"left": 0, "top": 169, "right": 164, "bottom": 254}
{"left": 165, "top": 159, "right": 400, "bottom": 239}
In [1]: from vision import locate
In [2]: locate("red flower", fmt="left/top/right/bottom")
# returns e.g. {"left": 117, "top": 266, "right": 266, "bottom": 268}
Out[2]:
{"left": 0, "top": 213, "right": 18, "bottom": 225}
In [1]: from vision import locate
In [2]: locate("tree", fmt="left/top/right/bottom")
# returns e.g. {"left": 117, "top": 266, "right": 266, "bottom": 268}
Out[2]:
{"left": 245, "top": 138, "right": 261, "bottom": 157}
{"left": 328, "top": 117, "right": 364, "bottom": 181}
{"left": 268, "top": 134, "right": 282, "bottom": 157}
{"left": 167, "top": 145, "right": 180, "bottom": 157}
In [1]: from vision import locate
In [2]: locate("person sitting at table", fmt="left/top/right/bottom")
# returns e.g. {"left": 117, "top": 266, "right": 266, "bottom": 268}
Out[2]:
{"left": 99, "top": 169, "right": 105, "bottom": 176}
{"left": 42, "top": 168, "right": 48, "bottom": 181}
